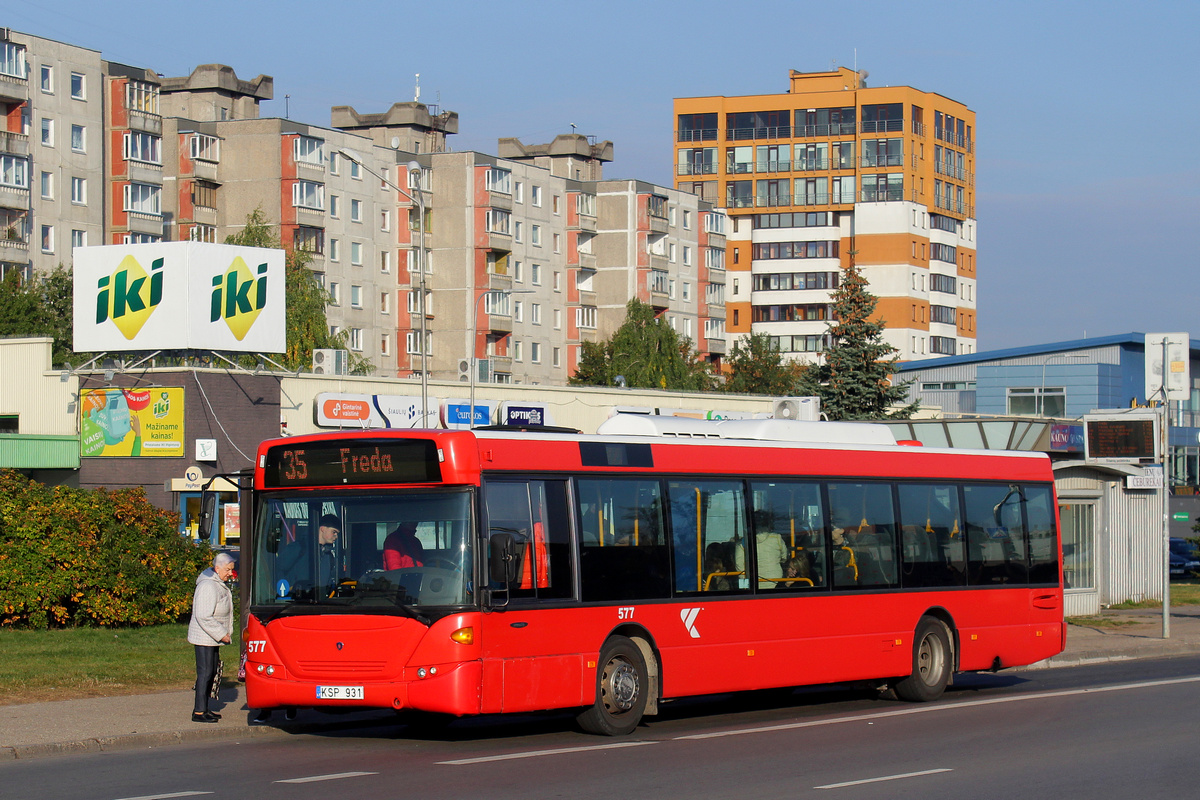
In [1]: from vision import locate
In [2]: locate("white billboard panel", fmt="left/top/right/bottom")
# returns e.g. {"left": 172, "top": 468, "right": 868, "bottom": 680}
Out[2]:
{"left": 73, "top": 242, "right": 285, "bottom": 353}
{"left": 1144, "top": 332, "right": 1191, "bottom": 402}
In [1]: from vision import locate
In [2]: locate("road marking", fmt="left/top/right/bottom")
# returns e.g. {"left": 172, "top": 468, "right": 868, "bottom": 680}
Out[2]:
{"left": 113, "top": 793, "right": 213, "bottom": 800}
{"left": 274, "top": 772, "right": 377, "bottom": 784}
{"left": 815, "top": 768, "right": 953, "bottom": 789}
{"left": 439, "top": 740, "right": 658, "bottom": 765}
{"left": 675, "top": 675, "right": 1200, "bottom": 740}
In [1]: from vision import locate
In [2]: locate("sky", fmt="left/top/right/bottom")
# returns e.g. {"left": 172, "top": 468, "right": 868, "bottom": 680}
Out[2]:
{"left": 8, "top": 0, "right": 1199, "bottom": 352}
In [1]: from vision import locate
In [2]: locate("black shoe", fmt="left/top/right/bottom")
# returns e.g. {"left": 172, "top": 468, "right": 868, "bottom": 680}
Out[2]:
{"left": 192, "top": 712, "right": 219, "bottom": 723}
{"left": 206, "top": 711, "right": 222, "bottom": 719}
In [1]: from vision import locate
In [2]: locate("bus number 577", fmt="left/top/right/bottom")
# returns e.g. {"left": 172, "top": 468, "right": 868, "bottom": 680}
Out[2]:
{"left": 617, "top": 607, "right": 635, "bottom": 620}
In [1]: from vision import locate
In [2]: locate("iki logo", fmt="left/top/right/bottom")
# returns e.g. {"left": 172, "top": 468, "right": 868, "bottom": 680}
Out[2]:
{"left": 211, "top": 257, "right": 269, "bottom": 340}
{"left": 95, "top": 255, "right": 164, "bottom": 340}
{"left": 152, "top": 390, "right": 170, "bottom": 419}
{"left": 680, "top": 607, "right": 702, "bottom": 639}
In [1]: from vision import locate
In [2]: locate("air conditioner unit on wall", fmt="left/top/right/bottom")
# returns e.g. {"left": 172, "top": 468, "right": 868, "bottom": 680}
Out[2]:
{"left": 312, "top": 348, "right": 349, "bottom": 375}
{"left": 773, "top": 396, "right": 820, "bottom": 421}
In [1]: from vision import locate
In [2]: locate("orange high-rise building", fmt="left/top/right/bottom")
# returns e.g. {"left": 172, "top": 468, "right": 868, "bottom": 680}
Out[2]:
{"left": 674, "top": 67, "right": 976, "bottom": 362}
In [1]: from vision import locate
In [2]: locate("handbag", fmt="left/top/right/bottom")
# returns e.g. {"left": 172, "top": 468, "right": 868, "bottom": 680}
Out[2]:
{"left": 209, "top": 657, "right": 224, "bottom": 699}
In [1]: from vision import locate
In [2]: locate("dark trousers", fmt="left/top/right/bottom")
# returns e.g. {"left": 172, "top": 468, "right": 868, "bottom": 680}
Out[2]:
{"left": 194, "top": 644, "right": 220, "bottom": 714}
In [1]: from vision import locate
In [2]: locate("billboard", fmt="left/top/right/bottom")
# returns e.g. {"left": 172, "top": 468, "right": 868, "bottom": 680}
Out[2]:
{"left": 73, "top": 242, "right": 285, "bottom": 353}
{"left": 80, "top": 387, "right": 185, "bottom": 457}
{"left": 314, "top": 393, "right": 439, "bottom": 429}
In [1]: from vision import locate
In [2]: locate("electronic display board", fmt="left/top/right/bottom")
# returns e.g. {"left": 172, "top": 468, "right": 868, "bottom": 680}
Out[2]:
{"left": 1084, "top": 414, "right": 1158, "bottom": 463}
{"left": 262, "top": 439, "right": 442, "bottom": 487}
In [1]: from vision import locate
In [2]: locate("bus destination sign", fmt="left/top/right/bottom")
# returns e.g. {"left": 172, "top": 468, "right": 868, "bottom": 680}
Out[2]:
{"left": 262, "top": 439, "right": 442, "bottom": 487}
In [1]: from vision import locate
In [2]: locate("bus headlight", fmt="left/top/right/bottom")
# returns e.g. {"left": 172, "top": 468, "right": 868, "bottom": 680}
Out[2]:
{"left": 450, "top": 627, "right": 474, "bottom": 645}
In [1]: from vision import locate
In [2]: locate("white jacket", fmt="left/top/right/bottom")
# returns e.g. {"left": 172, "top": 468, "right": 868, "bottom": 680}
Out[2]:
{"left": 187, "top": 568, "right": 233, "bottom": 647}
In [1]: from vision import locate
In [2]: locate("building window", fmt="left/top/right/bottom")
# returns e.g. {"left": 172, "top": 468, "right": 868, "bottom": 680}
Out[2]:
{"left": 122, "top": 233, "right": 161, "bottom": 244}
{"left": 380, "top": 250, "right": 390, "bottom": 273}
{"left": 191, "top": 180, "right": 218, "bottom": 209}
{"left": 123, "top": 131, "right": 161, "bottom": 164}
{"left": 553, "top": 195, "right": 560, "bottom": 214}
{"left": 71, "top": 229, "right": 87, "bottom": 249}
{"left": 380, "top": 334, "right": 391, "bottom": 356}
{"left": 531, "top": 263, "right": 541, "bottom": 285}
{"left": 553, "top": 271, "right": 561, "bottom": 291}
{"left": 553, "top": 347, "right": 561, "bottom": 367}
{"left": 292, "top": 180, "right": 324, "bottom": 210}
{"left": 41, "top": 225, "right": 53, "bottom": 253}
{"left": 485, "top": 208, "right": 511, "bottom": 235}
{"left": 553, "top": 232, "right": 561, "bottom": 253}
{"left": 485, "top": 167, "right": 512, "bottom": 194}
{"left": 294, "top": 136, "right": 325, "bottom": 166}
{"left": 380, "top": 292, "right": 391, "bottom": 314}
{"left": 682, "top": 210, "right": 692, "bottom": 229}
{"left": 350, "top": 198, "right": 362, "bottom": 222}
{"left": 349, "top": 328, "right": 363, "bottom": 352}
{"left": 189, "top": 225, "right": 216, "bottom": 243}
{"left": 531, "top": 185, "right": 541, "bottom": 207}
{"left": 577, "top": 306, "right": 597, "bottom": 329}
{"left": 351, "top": 241, "right": 363, "bottom": 265}
{"left": 0, "top": 43, "right": 27, "bottom": 79}
{"left": 329, "top": 195, "right": 339, "bottom": 218}
{"left": 553, "top": 308, "right": 562, "bottom": 329}
{"left": 40, "top": 171, "right": 52, "bottom": 199}
{"left": 123, "top": 183, "right": 162, "bottom": 215}
{"left": 531, "top": 303, "right": 541, "bottom": 325}
{"left": 406, "top": 330, "right": 431, "bottom": 355}
{"left": 532, "top": 225, "right": 541, "bottom": 246}
{"left": 531, "top": 342, "right": 541, "bottom": 363}
{"left": 1007, "top": 387, "right": 1065, "bottom": 417}
{"left": 350, "top": 285, "right": 363, "bottom": 309}
{"left": 190, "top": 134, "right": 220, "bottom": 162}
{"left": 70, "top": 72, "right": 85, "bottom": 100}
{"left": 512, "top": 340, "right": 522, "bottom": 362}
{"left": 682, "top": 282, "right": 691, "bottom": 301}
{"left": 70, "top": 176, "right": 86, "bottom": 205}
{"left": 514, "top": 221, "right": 523, "bottom": 243}
{"left": 513, "top": 300, "right": 524, "bottom": 323}
{"left": 126, "top": 81, "right": 159, "bottom": 115}
{"left": 380, "top": 210, "right": 390, "bottom": 231}
{"left": 329, "top": 282, "right": 341, "bottom": 305}
{"left": 329, "top": 238, "right": 339, "bottom": 261}
{"left": 513, "top": 260, "right": 523, "bottom": 282}
{"left": 70, "top": 125, "right": 85, "bottom": 153}
{"left": 349, "top": 160, "right": 361, "bottom": 180}
{"left": 40, "top": 118, "right": 53, "bottom": 147}
{"left": 40, "top": 64, "right": 52, "bottom": 93}
{"left": 293, "top": 225, "right": 324, "bottom": 254}
{"left": 0, "top": 156, "right": 29, "bottom": 190}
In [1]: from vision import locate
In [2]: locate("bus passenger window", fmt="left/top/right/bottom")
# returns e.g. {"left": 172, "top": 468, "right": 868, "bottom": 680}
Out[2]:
{"left": 963, "top": 483, "right": 1029, "bottom": 585}
{"left": 667, "top": 480, "right": 748, "bottom": 595}
{"left": 483, "top": 479, "right": 573, "bottom": 600}
{"left": 749, "top": 481, "right": 827, "bottom": 590}
{"left": 896, "top": 483, "right": 966, "bottom": 588}
{"left": 1025, "top": 485, "right": 1059, "bottom": 584}
{"left": 828, "top": 482, "right": 898, "bottom": 589}
{"left": 577, "top": 478, "right": 670, "bottom": 602}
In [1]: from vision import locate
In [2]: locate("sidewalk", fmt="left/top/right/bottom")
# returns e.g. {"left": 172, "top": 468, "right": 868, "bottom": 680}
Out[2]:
{"left": 4, "top": 606, "right": 1199, "bottom": 761}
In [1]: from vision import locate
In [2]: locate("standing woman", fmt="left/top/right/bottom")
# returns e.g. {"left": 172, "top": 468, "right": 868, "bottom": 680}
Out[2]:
{"left": 188, "top": 552, "right": 235, "bottom": 723}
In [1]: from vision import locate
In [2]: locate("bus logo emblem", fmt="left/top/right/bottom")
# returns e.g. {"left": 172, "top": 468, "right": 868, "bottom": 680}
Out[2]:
{"left": 680, "top": 607, "right": 702, "bottom": 639}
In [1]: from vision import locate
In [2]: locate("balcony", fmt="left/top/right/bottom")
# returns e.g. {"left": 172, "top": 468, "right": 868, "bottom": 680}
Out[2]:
{"left": 859, "top": 188, "right": 905, "bottom": 203}
{"left": 0, "top": 131, "right": 29, "bottom": 157}
{"left": 487, "top": 270, "right": 513, "bottom": 292}
{"left": 488, "top": 355, "right": 513, "bottom": 375}
{"left": 677, "top": 162, "right": 718, "bottom": 176}
{"left": 0, "top": 71, "right": 28, "bottom": 103}
{"left": 706, "top": 267, "right": 725, "bottom": 285}
{"left": 861, "top": 154, "right": 905, "bottom": 168}
{"left": 192, "top": 159, "right": 219, "bottom": 182}
{"left": 755, "top": 160, "right": 791, "bottom": 174}
{"left": 577, "top": 288, "right": 596, "bottom": 307}
{"left": 794, "top": 122, "right": 856, "bottom": 138}
{"left": 792, "top": 157, "right": 828, "bottom": 172}
{"left": 706, "top": 304, "right": 726, "bottom": 321}
{"left": 128, "top": 160, "right": 163, "bottom": 185}
{"left": 483, "top": 311, "right": 513, "bottom": 334}
{"left": 127, "top": 209, "right": 164, "bottom": 235}
{"left": 649, "top": 269, "right": 669, "bottom": 309}
{"left": 706, "top": 337, "right": 727, "bottom": 355}
{"left": 0, "top": 184, "right": 30, "bottom": 210}
{"left": 488, "top": 191, "right": 512, "bottom": 211}
{"left": 648, "top": 214, "right": 668, "bottom": 234}
{"left": 577, "top": 251, "right": 597, "bottom": 271}
{"left": 648, "top": 252, "right": 668, "bottom": 271}
{"left": 725, "top": 126, "right": 791, "bottom": 141}
{"left": 128, "top": 109, "right": 162, "bottom": 135}
{"left": 676, "top": 128, "right": 718, "bottom": 142}
{"left": 0, "top": 229, "right": 29, "bottom": 257}
{"left": 487, "top": 231, "right": 512, "bottom": 253}
{"left": 573, "top": 214, "right": 597, "bottom": 234}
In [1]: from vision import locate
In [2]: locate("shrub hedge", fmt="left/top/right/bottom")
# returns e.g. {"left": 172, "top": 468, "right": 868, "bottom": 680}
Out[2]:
{"left": 0, "top": 470, "right": 212, "bottom": 628}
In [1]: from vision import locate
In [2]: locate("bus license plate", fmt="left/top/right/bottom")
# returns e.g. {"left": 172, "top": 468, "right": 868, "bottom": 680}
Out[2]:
{"left": 316, "top": 685, "right": 363, "bottom": 700}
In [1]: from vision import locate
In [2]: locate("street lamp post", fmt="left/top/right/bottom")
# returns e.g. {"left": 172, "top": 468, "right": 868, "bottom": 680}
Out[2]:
{"left": 1039, "top": 354, "right": 1087, "bottom": 416}
{"left": 338, "top": 149, "right": 429, "bottom": 427}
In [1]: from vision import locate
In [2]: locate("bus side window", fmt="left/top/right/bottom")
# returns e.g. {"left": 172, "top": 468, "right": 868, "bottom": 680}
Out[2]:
{"left": 963, "top": 483, "right": 1029, "bottom": 585}
{"left": 896, "top": 483, "right": 966, "bottom": 588}
{"left": 578, "top": 478, "right": 671, "bottom": 602}
{"left": 667, "top": 480, "right": 748, "bottom": 595}
{"left": 1024, "top": 485, "right": 1059, "bottom": 584}
{"left": 483, "top": 479, "right": 573, "bottom": 600}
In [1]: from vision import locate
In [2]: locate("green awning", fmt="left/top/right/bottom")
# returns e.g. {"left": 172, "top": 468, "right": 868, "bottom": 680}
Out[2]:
{"left": 0, "top": 434, "right": 81, "bottom": 469}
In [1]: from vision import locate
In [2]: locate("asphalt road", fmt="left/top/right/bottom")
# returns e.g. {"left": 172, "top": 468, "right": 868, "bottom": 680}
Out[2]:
{"left": 4, "top": 657, "right": 1197, "bottom": 800}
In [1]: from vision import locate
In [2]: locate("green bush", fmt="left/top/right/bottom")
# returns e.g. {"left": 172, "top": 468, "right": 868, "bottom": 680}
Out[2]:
{"left": 0, "top": 470, "right": 212, "bottom": 628}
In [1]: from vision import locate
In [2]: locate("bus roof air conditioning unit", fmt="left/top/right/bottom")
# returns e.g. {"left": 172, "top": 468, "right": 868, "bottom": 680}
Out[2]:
{"left": 313, "top": 348, "right": 349, "bottom": 375}
{"left": 773, "top": 396, "right": 819, "bottom": 421}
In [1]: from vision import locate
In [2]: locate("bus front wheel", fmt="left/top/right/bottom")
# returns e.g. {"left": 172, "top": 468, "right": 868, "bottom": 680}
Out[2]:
{"left": 893, "top": 616, "right": 952, "bottom": 702}
{"left": 577, "top": 636, "right": 648, "bottom": 736}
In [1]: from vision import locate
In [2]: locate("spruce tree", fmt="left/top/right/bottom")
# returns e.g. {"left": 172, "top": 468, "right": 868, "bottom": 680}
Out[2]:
{"left": 809, "top": 260, "right": 918, "bottom": 420}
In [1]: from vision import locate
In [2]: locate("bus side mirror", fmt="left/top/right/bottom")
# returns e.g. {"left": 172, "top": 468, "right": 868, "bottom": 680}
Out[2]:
{"left": 198, "top": 491, "right": 220, "bottom": 543}
{"left": 489, "top": 532, "right": 525, "bottom": 585}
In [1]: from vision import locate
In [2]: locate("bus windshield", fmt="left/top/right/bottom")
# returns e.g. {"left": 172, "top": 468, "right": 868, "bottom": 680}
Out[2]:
{"left": 251, "top": 490, "right": 474, "bottom": 611}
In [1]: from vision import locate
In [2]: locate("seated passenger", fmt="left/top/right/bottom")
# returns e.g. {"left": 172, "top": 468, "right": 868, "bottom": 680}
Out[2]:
{"left": 781, "top": 555, "right": 811, "bottom": 588}
{"left": 383, "top": 522, "right": 425, "bottom": 570}
{"left": 704, "top": 542, "right": 733, "bottom": 591}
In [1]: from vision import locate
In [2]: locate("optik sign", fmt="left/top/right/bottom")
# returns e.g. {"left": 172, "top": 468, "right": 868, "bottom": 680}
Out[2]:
{"left": 74, "top": 242, "right": 285, "bottom": 353}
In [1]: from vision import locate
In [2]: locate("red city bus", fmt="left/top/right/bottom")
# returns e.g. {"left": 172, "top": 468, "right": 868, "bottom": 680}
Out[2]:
{"left": 236, "top": 415, "right": 1063, "bottom": 735}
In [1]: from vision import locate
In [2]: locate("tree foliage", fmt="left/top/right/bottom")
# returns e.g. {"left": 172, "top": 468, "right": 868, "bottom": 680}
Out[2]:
{"left": 722, "top": 331, "right": 810, "bottom": 396}
{"left": 569, "top": 300, "right": 714, "bottom": 391}
{"left": 0, "top": 470, "right": 212, "bottom": 628}
{"left": 0, "top": 266, "right": 74, "bottom": 366}
{"left": 801, "top": 262, "right": 919, "bottom": 420}
{"left": 225, "top": 209, "right": 372, "bottom": 374}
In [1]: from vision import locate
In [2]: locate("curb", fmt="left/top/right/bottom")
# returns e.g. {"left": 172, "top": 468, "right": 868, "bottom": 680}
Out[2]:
{"left": 2, "top": 723, "right": 286, "bottom": 761}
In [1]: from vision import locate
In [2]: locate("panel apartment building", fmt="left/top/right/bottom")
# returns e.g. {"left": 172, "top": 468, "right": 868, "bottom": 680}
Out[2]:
{"left": 674, "top": 67, "right": 977, "bottom": 363}
{"left": 2, "top": 27, "right": 725, "bottom": 384}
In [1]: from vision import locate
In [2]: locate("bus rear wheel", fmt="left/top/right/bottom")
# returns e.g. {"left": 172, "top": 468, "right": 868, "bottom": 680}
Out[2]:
{"left": 577, "top": 636, "right": 648, "bottom": 736}
{"left": 893, "top": 616, "right": 952, "bottom": 702}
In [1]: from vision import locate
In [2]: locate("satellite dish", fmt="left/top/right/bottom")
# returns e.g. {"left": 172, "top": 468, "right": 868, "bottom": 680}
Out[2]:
{"left": 391, "top": 136, "right": 400, "bottom": 149}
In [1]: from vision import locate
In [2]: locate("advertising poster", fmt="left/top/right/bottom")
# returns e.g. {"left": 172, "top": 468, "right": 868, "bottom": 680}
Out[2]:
{"left": 80, "top": 387, "right": 185, "bottom": 457}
